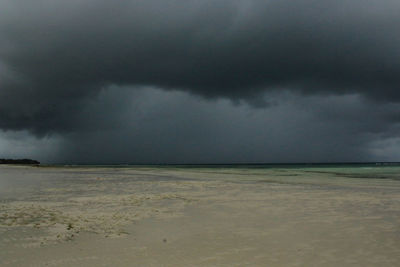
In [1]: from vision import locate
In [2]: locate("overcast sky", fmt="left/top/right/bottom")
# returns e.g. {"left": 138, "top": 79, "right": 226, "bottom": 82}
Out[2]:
{"left": 1, "top": 0, "right": 400, "bottom": 164}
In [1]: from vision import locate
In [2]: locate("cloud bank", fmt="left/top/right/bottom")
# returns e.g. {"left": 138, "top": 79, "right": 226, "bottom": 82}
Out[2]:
{"left": 1, "top": 0, "right": 400, "bottom": 162}
{"left": 1, "top": 0, "right": 400, "bottom": 133}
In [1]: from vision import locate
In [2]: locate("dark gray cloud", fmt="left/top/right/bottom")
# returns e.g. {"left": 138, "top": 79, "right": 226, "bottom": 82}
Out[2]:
{"left": 1, "top": 87, "right": 400, "bottom": 163}
{"left": 10, "top": 88, "right": 398, "bottom": 164}
{"left": 1, "top": 0, "right": 400, "bottom": 135}
{"left": 1, "top": 1, "right": 400, "bottom": 163}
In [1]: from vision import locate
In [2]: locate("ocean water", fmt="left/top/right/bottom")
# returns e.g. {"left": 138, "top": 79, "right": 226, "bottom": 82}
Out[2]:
{"left": 1, "top": 163, "right": 400, "bottom": 201}
{"left": 2, "top": 163, "right": 400, "bottom": 185}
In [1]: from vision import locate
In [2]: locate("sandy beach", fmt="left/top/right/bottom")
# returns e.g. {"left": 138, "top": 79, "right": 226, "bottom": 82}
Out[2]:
{"left": 1, "top": 165, "right": 400, "bottom": 266}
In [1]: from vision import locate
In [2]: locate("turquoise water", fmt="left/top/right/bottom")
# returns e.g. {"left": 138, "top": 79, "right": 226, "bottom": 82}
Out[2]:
{"left": 35, "top": 163, "right": 400, "bottom": 181}
{"left": 1, "top": 164, "right": 399, "bottom": 200}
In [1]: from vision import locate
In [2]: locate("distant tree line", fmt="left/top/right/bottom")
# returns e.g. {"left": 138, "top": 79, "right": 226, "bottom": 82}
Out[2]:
{"left": 0, "top": 159, "right": 40, "bottom": 165}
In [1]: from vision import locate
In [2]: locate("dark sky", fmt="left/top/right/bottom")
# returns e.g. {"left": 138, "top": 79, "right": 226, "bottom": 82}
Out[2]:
{"left": 1, "top": 0, "right": 400, "bottom": 163}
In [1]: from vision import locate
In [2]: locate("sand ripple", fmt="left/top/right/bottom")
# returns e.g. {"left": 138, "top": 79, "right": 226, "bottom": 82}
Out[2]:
{"left": 0, "top": 192, "right": 193, "bottom": 246}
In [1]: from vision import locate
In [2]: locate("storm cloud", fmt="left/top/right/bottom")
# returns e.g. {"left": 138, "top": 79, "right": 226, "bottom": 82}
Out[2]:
{"left": 1, "top": 0, "right": 400, "bottom": 132}
{"left": 1, "top": 0, "right": 400, "bottom": 162}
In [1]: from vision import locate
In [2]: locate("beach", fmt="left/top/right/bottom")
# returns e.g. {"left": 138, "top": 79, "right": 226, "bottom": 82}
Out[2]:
{"left": 1, "top": 164, "right": 400, "bottom": 266}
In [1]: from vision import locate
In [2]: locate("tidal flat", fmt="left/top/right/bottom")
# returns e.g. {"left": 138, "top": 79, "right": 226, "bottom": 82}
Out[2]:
{"left": 1, "top": 164, "right": 400, "bottom": 266}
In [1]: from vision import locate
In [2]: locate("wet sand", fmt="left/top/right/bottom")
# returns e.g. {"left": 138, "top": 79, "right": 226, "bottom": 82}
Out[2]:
{"left": 1, "top": 165, "right": 400, "bottom": 266}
